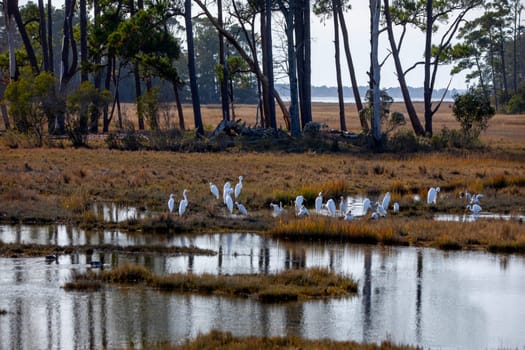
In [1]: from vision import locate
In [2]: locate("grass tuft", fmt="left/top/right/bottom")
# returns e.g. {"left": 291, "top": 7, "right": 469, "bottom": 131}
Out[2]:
{"left": 65, "top": 265, "right": 358, "bottom": 301}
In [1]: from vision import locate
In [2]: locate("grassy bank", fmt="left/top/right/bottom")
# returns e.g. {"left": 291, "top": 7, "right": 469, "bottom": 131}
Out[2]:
{"left": 0, "top": 242, "right": 215, "bottom": 258}
{"left": 64, "top": 264, "right": 358, "bottom": 301}
{"left": 268, "top": 216, "right": 525, "bottom": 253}
{"left": 0, "top": 148, "right": 524, "bottom": 222}
{"left": 159, "top": 330, "right": 421, "bottom": 350}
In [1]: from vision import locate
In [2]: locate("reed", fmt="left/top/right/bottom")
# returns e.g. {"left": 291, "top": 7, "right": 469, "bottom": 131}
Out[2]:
{"left": 268, "top": 216, "right": 525, "bottom": 253}
{"left": 65, "top": 264, "right": 358, "bottom": 301}
{"left": 164, "top": 329, "right": 421, "bottom": 350}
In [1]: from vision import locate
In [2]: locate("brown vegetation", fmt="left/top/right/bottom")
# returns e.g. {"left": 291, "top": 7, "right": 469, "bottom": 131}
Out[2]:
{"left": 161, "top": 329, "right": 421, "bottom": 350}
{"left": 64, "top": 264, "right": 358, "bottom": 301}
{"left": 0, "top": 242, "right": 215, "bottom": 258}
{"left": 0, "top": 102, "right": 524, "bottom": 253}
{"left": 268, "top": 216, "right": 525, "bottom": 253}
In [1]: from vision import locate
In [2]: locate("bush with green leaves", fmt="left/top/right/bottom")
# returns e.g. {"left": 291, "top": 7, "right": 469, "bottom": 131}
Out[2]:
{"left": 4, "top": 69, "right": 60, "bottom": 146}
{"left": 452, "top": 88, "right": 495, "bottom": 141}
{"left": 67, "top": 81, "right": 111, "bottom": 147}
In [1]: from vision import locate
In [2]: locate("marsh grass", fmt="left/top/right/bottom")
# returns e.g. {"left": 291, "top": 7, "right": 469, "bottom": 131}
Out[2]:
{"left": 65, "top": 264, "right": 358, "bottom": 301}
{"left": 0, "top": 242, "right": 215, "bottom": 258}
{"left": 268, "top": 216, "right": 525, "bottom": 253}
{"left": 156, "top": 329, "right": 421, "bottom": 350}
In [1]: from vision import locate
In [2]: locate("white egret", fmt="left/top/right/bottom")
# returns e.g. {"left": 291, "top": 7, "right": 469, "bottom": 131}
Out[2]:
{"left": 234, "top": 176, "right": 243, "bottom": 198}
{"left": 294, "top": 195, "right": 304, "bottom": 212}
{"left": 427, "top": 187, "right": 440, "bottom": 205}
{"left": 339, "top": 196, "right": 347, "bottom": 216}
{"left": 168, "top": 193, "right": 175, "bottom": 213}
{"left": 223, "top": 181, "right": 231, "bottom": 204}
{"left": 382, "top": 192, "right": 391, "bottom": 211}
{"left": 178, "top": 189, "right": 188, "bottom": 216}
{"left": 225, "top": 188, "right": 234, "bottom": 214}
{"left": 344, "top": 210, "right": 354, "bottom": 221}
{"left": 270, "top": 202, "right": 284, "bottom": 216}
{"left": 297, "top": 205, "right": 309, "bottom": 217}
{"left": 236, "top": 202, "right": 248, "bottom": 216}
{"left": 376, "top": 202, "right": 387, "bottom": 217}
{"left": 471, "top": 193, "right": 484, "bottom": 204}
{"left": 466, "top": 204, "right": 482, "bottom": 214}
{"left": 315, "top": 192, "right": 323, "bottom": 213}
{"left": 326, "top": 198, "right": 337, "bottom": 217}
{"left": 393, "top": 202, "right": 400, "bottom": 213}
{"left": 210, "top": 182, "right": 220, "bottom": 200}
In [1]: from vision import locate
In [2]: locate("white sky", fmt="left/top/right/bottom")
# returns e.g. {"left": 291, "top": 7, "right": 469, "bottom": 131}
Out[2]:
{"left": 308, "top": 2, "right": 468, "bottom": 90}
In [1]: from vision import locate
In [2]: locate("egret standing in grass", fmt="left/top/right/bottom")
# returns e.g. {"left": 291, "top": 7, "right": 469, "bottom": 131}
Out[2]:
{"left": 223, "top": 181, "right": 231, "bottom": 204}
{"left": 326, "top": 198, "right": 337, "bottom": 217}
{"left": 225, "top": 188, "right": 234, "bottom": 215}
{"left": 235, "top": 176, "right": 243, "bottom": 199}
{"left": 294, "top": 195, "right": 304, "bottom": 212}
{"left": 382, "top": 192, "right": 391, "bottom": 211}
{"left": 236, "top": 202, "right": 248, "bottom": 216}
{"left": 315, "top": 192, "right": 323, "bottom": 213}
{"left": 297, "top": 205, "right": 309, "bottom": 217}
{"left": 339, "top": 196, "right": 347, "bottom": 216}
{"left": 179, "top": 189, "right": 188, "bottom": 216}
{"left": 393, "top": 202, "right": 400, "bottom": 213}
{"left": 427, "top": 187, "right": 440, "bottom": 205}
{"left": 466, "top": 204, "right": 482, "bottom": 214}
{"left": 210, "top": 182, "right": 220, "bottom": 200}
{"left": 168, "top": 193, "right": 175, "bottom": 213}
{"left": 270, "top": 202, "right": 284, "bottom": 216}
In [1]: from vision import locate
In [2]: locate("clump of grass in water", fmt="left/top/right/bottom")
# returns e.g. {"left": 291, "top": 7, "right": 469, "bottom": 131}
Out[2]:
{"left": 65, "top": 264, "right": 358, "bottom": 301}
{"left": 268, "top": 217, "right": 390, "bottom": 245}
{"left": 171, "top": 330, "right": 422, "bottom": 350}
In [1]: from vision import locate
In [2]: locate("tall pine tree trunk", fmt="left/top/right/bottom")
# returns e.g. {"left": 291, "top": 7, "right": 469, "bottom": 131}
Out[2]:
{"left": 370, "top": 0, "right": 381, "bottom": 143}
{"left": 337, "top": 4, "right": 366, "bottom": 130}
{"left": 218, "top": 0, "right": 230, "bottom": 121}
{"left": 185, "top": 0, "right": 204, "bottom": 135}
{"left": 333, "top": 0, "right": 346, "bottom": 131}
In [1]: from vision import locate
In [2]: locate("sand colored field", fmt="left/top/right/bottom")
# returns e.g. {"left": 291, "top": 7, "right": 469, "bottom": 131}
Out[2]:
{"left": 117, "top": 101, "right": 525, "bottom": 148}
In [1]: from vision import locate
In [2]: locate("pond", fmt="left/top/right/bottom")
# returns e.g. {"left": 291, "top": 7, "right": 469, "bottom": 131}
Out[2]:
{"left": 1, "top": 227, "right": 525, "bottom": 349}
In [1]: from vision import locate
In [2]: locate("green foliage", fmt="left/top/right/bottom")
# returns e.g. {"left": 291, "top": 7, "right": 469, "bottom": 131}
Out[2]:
{"left": 137, "top": 87, "right": 160, "bottom": 130}
{"left": 66, "top": 82, "right": 111, "bottom": 147}
{"left": 506, "top": 85, "right": 525, "bottom": 113}
{"left": 4, "top": 69, "right": 59, "bottom": 147}
{"left": 452, "top": 87, "right": 495, "bottom": 140}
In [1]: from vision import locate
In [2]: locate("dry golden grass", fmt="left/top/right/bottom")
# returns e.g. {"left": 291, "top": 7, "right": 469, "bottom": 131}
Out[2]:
{"left": 0, "top": 102, "right": 524, "bottom": 252}
{"left": 120, "top": 101, "right": 525, "bottom": 148}
{"left": 65, "top": 263, "right": 358, "bottom": 301}
{"left": 162, "top": 330, "right": 421, "bottom": 350}
{"left": 269, "top": 216, "right": 525, "bottom": 253}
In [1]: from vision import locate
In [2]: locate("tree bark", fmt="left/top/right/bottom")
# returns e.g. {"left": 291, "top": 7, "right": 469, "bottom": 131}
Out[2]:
{"left": 218, "top": 0, "right": 230, "bottom": 121}
{"left": 383, "top": 0, "right": 425, "bottom": 136}
{"left": 423, "top": 0, "right": 433, "bottom": 135}
{"left": 185, "top": 0, "right": 204, "bottom": 135}
{"left": 337, "top": 3, "right": 365, "bottom": 128}
{"left": 264, "top": 0, "right": 276, "bottom": 129}
{"left": 9, "top": 0, "right": 40, "bottom": 74}
{"left": 370, "top": 0, "right": 381, "bottom": 142}
{"left": 47, "top": 0, "right": 54, "bottom": 73}
{"left": 333, "top": 0, "right": 346, "bottom": 131}
{"left": 38, "top": 0, "right": 50, "bottom": 72}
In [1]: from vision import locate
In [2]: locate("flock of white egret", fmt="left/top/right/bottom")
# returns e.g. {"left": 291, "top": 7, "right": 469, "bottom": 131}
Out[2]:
{"left": 168, "top": 176, "right": 248, "bottom": 217}
{"left": 168, "top": 178, "right": 484, "bottom": 221}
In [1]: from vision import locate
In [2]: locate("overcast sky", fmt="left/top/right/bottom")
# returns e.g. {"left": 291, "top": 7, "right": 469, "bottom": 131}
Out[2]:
{"left": 308, "top": 2, "right": 470, "bottom": 90}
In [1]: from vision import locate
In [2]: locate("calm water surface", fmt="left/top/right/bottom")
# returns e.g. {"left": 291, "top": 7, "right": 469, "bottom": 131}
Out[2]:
{"left": 1, "top": 226, "right": 525, "bottom": 350}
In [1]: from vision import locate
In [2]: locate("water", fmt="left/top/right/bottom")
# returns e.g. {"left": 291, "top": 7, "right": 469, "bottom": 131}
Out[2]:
{"left": 1, "top": 228, "right": 525, "bottom": 349}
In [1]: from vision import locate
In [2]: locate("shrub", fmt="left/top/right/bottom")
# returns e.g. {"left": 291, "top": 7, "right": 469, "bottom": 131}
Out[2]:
{"left": 452, "top": 87, "right": 495, "bottom": 141}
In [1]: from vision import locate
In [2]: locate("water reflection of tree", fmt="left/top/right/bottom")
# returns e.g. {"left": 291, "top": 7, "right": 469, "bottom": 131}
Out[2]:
{"left": 284, "top": 248, "right": 306, "bottom": 270}
{"left": 361, "top": 247, "right": 372, "bottom": 342}
{"left": 416, "top": 249, "right": 423, "bottom": 342}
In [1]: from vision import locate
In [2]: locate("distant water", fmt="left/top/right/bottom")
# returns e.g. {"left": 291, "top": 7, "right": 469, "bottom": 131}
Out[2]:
{"left": 282, "top": 96, "right": 453, "bottom": 103}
